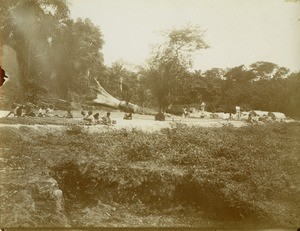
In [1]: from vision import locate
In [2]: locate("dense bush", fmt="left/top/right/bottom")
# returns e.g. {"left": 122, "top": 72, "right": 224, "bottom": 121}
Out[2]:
{"left": 48, "top": 123, "right": 300, "bottom": 225}
{"left": 0, "top": 123, "right": 299, "bottom": 227}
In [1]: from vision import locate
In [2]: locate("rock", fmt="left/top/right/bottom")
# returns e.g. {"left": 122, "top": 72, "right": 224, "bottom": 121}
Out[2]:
{"left": 0, "top": 177, "right": 69, "bottom": 227}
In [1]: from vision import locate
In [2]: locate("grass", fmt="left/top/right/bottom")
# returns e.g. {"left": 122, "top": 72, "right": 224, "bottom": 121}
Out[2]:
{"left": 0, "top": 116, "right": 83, "bottom": 125}
{"left": 0, "top": 122, "right": 299, "bottom": 227}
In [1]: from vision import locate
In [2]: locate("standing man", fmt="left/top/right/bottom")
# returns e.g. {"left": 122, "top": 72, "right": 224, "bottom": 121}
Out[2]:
{"left": 200, "top": 102, "right": 206, "bottom": 118}
{"left": 235, "top": 105, "right": 241, "bottom": 120}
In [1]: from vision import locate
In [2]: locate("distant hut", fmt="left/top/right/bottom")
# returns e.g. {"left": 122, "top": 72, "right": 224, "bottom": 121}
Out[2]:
{"left": 268, "top": 112, "right": 286, "bottom": 122}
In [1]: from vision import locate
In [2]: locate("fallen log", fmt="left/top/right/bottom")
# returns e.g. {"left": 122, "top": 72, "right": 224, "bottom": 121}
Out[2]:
{"left": 90, "top": 78, "right": 142, "bottom": 113}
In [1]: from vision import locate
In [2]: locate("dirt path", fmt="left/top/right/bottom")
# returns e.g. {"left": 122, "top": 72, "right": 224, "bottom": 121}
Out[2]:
{"left": 0, "top": 118, "right": 248, "bottom": 133}
{"left": 0, "top": 110, "right": 248, "bottom": 132}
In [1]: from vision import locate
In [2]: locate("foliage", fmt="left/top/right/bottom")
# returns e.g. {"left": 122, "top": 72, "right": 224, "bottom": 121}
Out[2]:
{"left": 0, "top": 0, "right": 70, "bottom": 99}
{"left": 1, "top": 123, "right": 299, "bottom": 227}
{"left": 51, "top": 123, "right": 300, "bottom": 225}
{"left": 66, "top": 124, "right": 84, "bottom": 135}
{"left": 0, "top": 0, "right": 105, "bottom": 102}
{"left": 144, "top": 25, "right": 209, "bottom": 113}
{"left": 1, "top": 1, "right": 299, "bottom": 120}
{"left": 167, "top": 65, "right": 300, "bottom": 117}
{"left": 250, "top": 61, "right": 289, "bottom": 80}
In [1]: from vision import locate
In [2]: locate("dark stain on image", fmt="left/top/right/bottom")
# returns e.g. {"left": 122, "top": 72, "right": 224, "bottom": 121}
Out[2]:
{"left": 0, "top": 66, "right": 8, "bottom": 87}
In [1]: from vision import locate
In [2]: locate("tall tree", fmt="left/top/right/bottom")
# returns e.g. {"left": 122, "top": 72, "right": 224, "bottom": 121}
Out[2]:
{"left": 250, "top": 61, "right": 289, "bottom": 80}
{"left": 224, "top": 65, "right": 255, "bottom": 83}
{"left": 146, "top": 25, "right": 209, "bottom": 114}
{"left": 0, "top": 0, "right": 69, "bottom": 102}
{"left": 202, "top": 68, "right": 226, "bottom": 79}
{"left": 50, "top": 17, "right": 105, "bottom": 99}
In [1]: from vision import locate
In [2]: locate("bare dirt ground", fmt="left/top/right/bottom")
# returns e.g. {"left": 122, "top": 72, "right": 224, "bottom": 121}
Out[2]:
{"left": 0, "top": 110, "right": 248, "bottom": 132}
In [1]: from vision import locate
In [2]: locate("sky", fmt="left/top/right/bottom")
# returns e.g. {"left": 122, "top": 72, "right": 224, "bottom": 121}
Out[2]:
{"left": 69, "top": 0, "right": 300, "bottom": 72}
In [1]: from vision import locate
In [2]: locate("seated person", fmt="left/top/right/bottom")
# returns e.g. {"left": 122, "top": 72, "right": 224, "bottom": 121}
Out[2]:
{"left": 64, "top": 110, "right": 73, "bottom": 119}
{"left": 38, "top": 106, "right": 46, "bottom": 117}
{"left": 14, "top": 105, "right": 24, "bottom": 117}
{"left": 93, "top": 113, "right": 100, "bottom": 124}
{"left": 46, "top": 105, "right": 55, "bottom": 117}
{"left": 101, "top": 112, "right": 112, "bottom": 125}
{"left": 123, "top": 113, "right": 132, "bottom": 120}
{"left": 83, "top": 111, "right": 94, "bottom": 125}
{"left": 22, "top": 105, "right": 35, "bottom": 117}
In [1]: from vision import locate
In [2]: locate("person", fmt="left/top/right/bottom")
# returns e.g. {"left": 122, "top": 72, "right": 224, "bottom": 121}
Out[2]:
{"left": 93, "top": 113, "right": 100, "bottom": 124}
{"left": 14, "top": 105, "right": 24, "bottom": 117}
{"left": 83, "top": 110, "right": 94, "bottom": 125}
{"left": 247, "top": 111, "right": 257, "bottom": 123}
{"left": 64, "top": 110, "right": 73, "bottom": 119}
{"left": 200, "top": 102, "right": 206, "bottom": 110}
{"left": 38, "top": 106, "right": 46, "bottom": 117}
{"left": 102, "top": 112, "right": 112, "bottom": 125}
{"left": 46, "top": 105, "right": 55, "bottom": 117}
{"left": 123, "top": 113, "right": 132, "bottom": 120}
{"left": 182, "top": 108, "right": 188, "bottom": 118}
{"left": 235, "top": 105, "right": 241, "bottom": 120}
{"left": 267, "top": 112, "right": 276, "bottom": 121}
{"left": 22, "top": 104, "right": 35, "bottom": 117}
{"left": 200, "top": 102, "right": 206, "bottom": 118}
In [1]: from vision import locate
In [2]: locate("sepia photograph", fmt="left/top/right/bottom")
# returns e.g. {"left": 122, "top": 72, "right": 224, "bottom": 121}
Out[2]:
{"left": 0, "top": 0, "right": 299, "bottom": 230}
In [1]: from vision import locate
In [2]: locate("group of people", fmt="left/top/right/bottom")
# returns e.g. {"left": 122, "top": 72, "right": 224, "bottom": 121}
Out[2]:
{"left": 37, "top": 105, "right": 55, "bottom": 117}
{"left": 4, "top": 102, "right": 136, "bottom": 126}
{"left": 81, "top": 111, "right": 113, "bottom": 125}
{"left": 246, "top": 111, "right": 277, "bottom": 124}
{"left": 6, "top": 103, "right": 72, "bottom": 119}
{"left": 6, "top": 103, "right": 73, "bottom": 118}
{"left": 81, "top": 111, "right": 133, "bottom": 125}
{"left": 182, "top": 102, "right": 206, "bottom": 118}
{"left": 6, "top": 104, "right": 54, "bottom": 118}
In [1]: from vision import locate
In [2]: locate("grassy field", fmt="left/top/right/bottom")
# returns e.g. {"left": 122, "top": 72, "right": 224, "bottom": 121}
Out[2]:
{"left": 0, "top": 121, "right": 299, "bottom": 228}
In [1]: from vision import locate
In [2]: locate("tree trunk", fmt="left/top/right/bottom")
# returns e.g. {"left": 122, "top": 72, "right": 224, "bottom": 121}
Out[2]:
{"left": 91, "top": 78, "right": 142, "bottom": 113}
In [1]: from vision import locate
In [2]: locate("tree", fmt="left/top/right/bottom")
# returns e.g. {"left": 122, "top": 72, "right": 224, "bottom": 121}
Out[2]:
{"left": 100, "top": 61, "right": 142, "bottom": 105}
{"left": 146, "top": 25, "right": 209, "bottom": 115}
{"left": 0, "top": 0, "right": 70, "bottom": 102}
{"left": 1, "top": 1, "right": 106, "bottom": 102}
{"left": 50, "top": 17, "right": 105, "bottom": 99}
{"left": 224, "top": 65, "right": 255, "bottom": 83}
{"left": 202, "top": 68, "right": 226, "bottom": 79}
{"left": 249, "top": 61, "right": 290, "bottom": 80}
{"left": 216, "top": 65, "right": 256, "bottom": 112}
{"left": 286, "top": 71, "right": 300, "bottom": 118}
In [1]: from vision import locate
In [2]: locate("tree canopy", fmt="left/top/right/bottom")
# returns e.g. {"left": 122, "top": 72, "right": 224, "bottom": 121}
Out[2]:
{"left": 145, "top": 25, "right": 209, "bottom": 114}
{"left": 0, "top": 0, "right": 104, "bottom": 103}
{"left": 0, "top": 1, "right": 299, "bottom": 119}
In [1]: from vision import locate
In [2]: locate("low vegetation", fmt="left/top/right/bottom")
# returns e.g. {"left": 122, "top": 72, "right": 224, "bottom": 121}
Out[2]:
{"left": 0, "top": 117, "right": 83, "bottom": 126}
{"left": 0, "top": 122, "right": 299, "bottom": 227}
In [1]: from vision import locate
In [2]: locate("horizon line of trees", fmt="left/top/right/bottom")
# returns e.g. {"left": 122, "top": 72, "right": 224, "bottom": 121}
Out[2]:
{"left": 103, "top": 61, "right": 300, "bottom": 118}
{"left": 0, "top": 0, "right": 299, "bottom": 118}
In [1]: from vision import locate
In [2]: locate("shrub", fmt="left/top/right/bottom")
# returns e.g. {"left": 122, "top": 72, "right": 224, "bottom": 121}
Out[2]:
{"left": 1, "top": 122, "right": 299, "bottom": 227}
{"left": 66, "top": 124, "right": 84, "bottom": 135}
